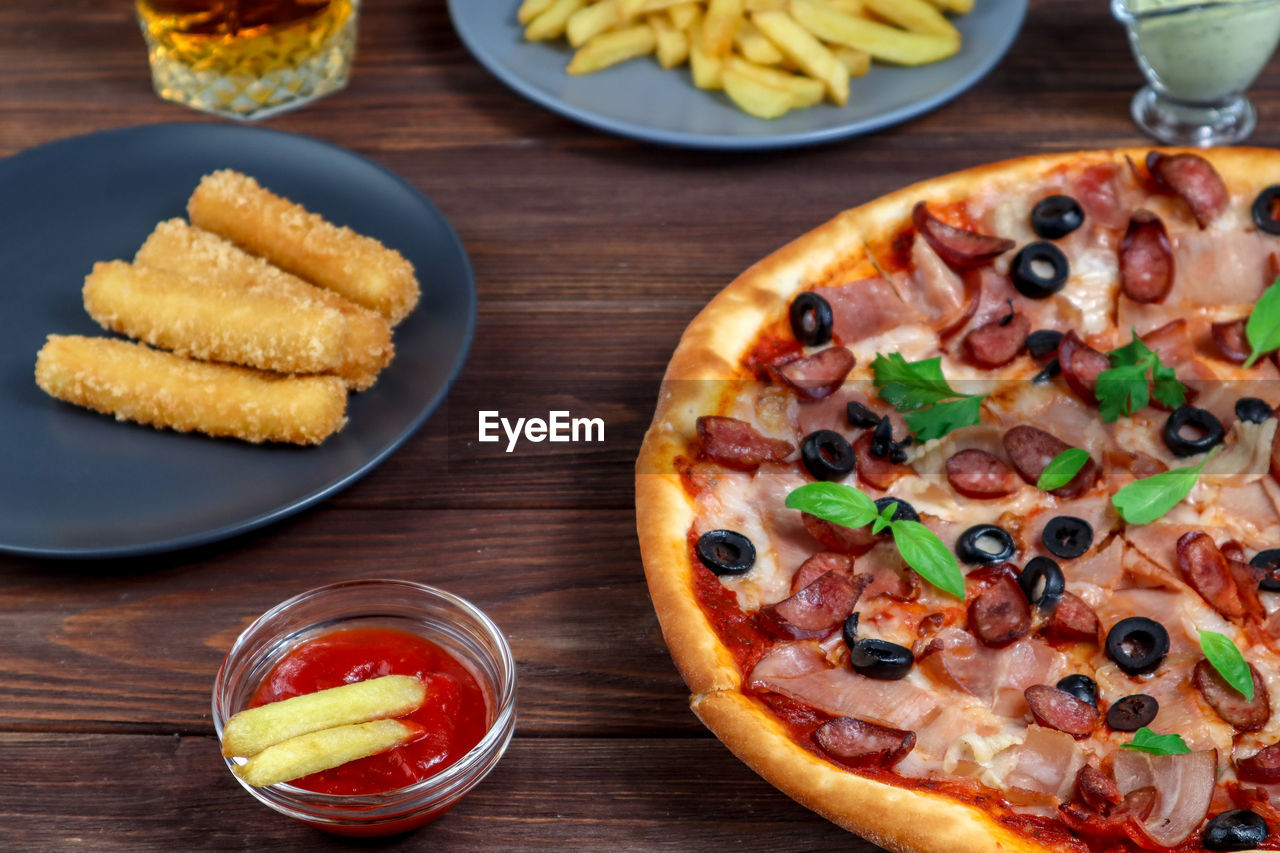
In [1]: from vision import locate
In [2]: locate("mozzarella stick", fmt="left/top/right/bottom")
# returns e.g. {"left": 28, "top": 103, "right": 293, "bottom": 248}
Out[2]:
{"left": 188, "top": 170, "right": 420, "bottom": 326}
{"left": 84, "top": 260, "right": 348, "bottom": 376}
{"left": 35, "top": 335, "right": 347, "bottom": 445}
{"left": 222, "top": 675, "right": 427, "bottom": 758}
{"left": 136, "top": 220, "right": 394, "bottom": 390}
{"left": 234, "top": 719, "right": 423, "bottom": 787}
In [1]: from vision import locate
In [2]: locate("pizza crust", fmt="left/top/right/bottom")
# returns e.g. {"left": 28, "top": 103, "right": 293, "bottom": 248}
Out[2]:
{"left": 636, "top": 147, "right": 1280, "bottom": 852}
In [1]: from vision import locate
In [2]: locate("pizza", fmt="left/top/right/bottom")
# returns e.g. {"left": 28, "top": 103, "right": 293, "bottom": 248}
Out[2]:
{"left": 635, "top": 148, "right": 1280, "bottom": 853}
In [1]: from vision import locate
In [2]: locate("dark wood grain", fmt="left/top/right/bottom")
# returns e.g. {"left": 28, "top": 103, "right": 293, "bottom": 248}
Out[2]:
{"left": 4, "top": 0, "right": 1280, "bottom": 850}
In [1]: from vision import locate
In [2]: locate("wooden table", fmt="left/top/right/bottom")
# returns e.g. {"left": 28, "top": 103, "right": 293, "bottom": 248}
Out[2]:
{"left": 1, "top": 2, "right": 1273, "bottom": 849}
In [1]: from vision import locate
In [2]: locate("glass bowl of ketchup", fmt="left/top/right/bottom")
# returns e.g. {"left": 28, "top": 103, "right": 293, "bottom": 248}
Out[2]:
{"left": 212, "top": 579, "right": 517, "bottom": 836}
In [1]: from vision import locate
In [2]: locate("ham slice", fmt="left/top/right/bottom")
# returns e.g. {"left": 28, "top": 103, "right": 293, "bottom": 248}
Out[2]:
{"left": 917, "top": 627, "right": 1065, "bottom": 714}
{"left": 1111, "top": 749, "right": 1217, "bottom": 847}
{"left": 749, "top": 641, "right": 941, "bottom": 730}
{"left": 889, "top": 236, "right": 966, "bottom": 324}
{"left": 813, "top": 277, "right": 925, "bottom": 345}
{"left": 1169, "top": 229, "right": 1273, "bottom": 306}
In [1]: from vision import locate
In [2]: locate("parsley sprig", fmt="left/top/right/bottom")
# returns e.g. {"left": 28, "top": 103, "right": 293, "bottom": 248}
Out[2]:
{"left": 1111, "top": 447, "right": 1218, "bottom": 525}
{"left": 785, "top": 482, "right": 965, "bottom": 600}
{"left": 1121, "top": 727, "right": 1191, "bottom": 755}
{"left": 871, "top": 353, "right": 985, "bottom": 442}
{"left": 1095, "top": 330, "right": 1188, "bottom": 422}
{"left": 1199, "top": 629, "right": 1254, "bottom": 700}
{"left": 1243, "top": 277, "right": 1280, "bottom": 368}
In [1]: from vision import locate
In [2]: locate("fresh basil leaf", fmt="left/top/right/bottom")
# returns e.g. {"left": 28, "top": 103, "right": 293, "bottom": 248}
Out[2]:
{"left": 1120, "top": 727, "right": 1191, "bottom": 755}
{"left": 785, "top": 482, "right": 878, "bottom": 529}
{"left": 889, "top": 519, "right": 965, "bottom": 600}
{"left": 1111, "top": 447, "right": 1218, "bottom": 525}
{"left": 1199, "top": 629, "right": 1254, "bottom": 700}
{"left": 871, "top": 353, "right": 959, "bottom": 411}
{"left": 904, "top": 395, "right": 984, "bottom": 442}
{"left": 1244, "top": 277, "right": 1280, "bottom": 368}
{"left": 871, "top": 501, "right": 897, "bottom": 535}
{"left": 1037, "top": 448, "right": 1091, "bottom": 492}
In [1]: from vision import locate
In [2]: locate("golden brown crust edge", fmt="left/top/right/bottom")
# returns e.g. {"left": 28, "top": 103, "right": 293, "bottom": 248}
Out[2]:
{"left": 636, "top": 146, "right": 1280, "bottom": 852}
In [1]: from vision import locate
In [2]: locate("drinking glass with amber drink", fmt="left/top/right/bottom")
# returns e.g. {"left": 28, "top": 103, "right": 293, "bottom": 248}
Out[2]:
{"left": 136, "top": 0, "right": 359, "bottom": 120}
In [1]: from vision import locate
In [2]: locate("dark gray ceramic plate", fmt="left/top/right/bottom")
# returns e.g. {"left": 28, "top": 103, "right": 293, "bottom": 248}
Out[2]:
{"left": 449, "top": 0, "right": 1027, "bottom": 149}
{"left": 0, "top": 124, "right": 475, "bottom": 559}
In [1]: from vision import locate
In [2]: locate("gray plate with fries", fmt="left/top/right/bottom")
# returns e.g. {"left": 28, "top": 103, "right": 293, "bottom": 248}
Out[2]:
{"left": 0, "top": 123, "right": 476, "bottom": 559}
{"left": 450, "top": 0, "right": 1027, "bottom": 149}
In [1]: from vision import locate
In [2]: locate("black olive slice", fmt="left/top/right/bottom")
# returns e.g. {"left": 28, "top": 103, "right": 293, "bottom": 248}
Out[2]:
{"left": 1252, "top": 185, "right": 1280, "bottom": 236}
{"left": 849, "top": 637, "right": 913, "bottom": 680}
{"left": 1041, "top": 516, "right": 1093, "bottom": 559}
{"left": 1018, "top": 556, "right": 1065, "bottom": 612}
{"left": 1251, "top": 548, "right": 1280, "bottom": 592}
{"left": 1163, "top": 405, "right": 1225, "bottom": 457}
{"left": 1031, "top": 195, "right": 1085, "bottom": 240}
{"left": 1106, "top": 693, "right": 1159, "bottom": 731}
{"left": 1026, "top": 329, "right": 1064, "bottom": 359}
{"left": 842, "top": 613, "right": 860, "bottom": 650}
{"left": 1236, "top": 397, "right": 1274, "bottom": 425}
{"left": 1032, "top": 359, "right": 1060, "bottom": 384}
{"left": 870, "top": 416, "right": 894, "bottom": 458}
{"left": 1203, "top": 809, "right": 1269, "bottom": 851}
{"left": 1056, "top": 674, "right": 1098, "bottom": 707}
{"left": 874, "top": 496, "right": 919, "bottom": 523}
{"left": 789, "top": 292, "right": 834, "bottom": 347}
{"left": 1106, "top": 616, "right": 1170, "bottom": 675}
{"left": 846, "top": 401, "right": 880, "bottom": 429}
{"left": 800, "top": 430, "right": 855, "bottom": 481}
{"left": 1010, "top": 242, "right": 1070, "bottom": 299}
{"left": 956, "top": 524, "right": 1016, "bottom": 565}
{"left": 696, "top": 530, "right": 756, "bottom": 576}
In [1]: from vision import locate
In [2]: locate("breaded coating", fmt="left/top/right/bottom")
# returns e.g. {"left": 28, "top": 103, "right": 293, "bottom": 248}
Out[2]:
{"left": 84, "top": 260, "right": 349, "bottom": 376}
{"left": 136, "top": 220, "right": 394, "bottom": 390}
{"left": 188, "top": 170, "right": 420, "bottom": 326}
{"left": 35, "top": 335, "right": 347, "bottom": 445}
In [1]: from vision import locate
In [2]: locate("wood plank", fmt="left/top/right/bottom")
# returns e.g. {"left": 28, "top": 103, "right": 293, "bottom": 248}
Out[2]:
{"left": 0, "top": 733, "right": 875, "bottom": 850}
{"left": 0, "top": 509, "right": 700, "bottom": 736}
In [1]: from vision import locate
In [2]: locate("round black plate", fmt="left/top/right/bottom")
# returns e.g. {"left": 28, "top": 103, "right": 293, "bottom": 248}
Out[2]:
{"left": 0, "top": 123, "right": 476, "bottom": 558}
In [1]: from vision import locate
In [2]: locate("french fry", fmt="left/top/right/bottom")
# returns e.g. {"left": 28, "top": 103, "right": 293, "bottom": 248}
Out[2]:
{"left": 744, "top": 0, "right": 787, "bottom": 10}
{"left": 650, "top": 14, "right": 691, "bottom": 68}
{"left": 726, "top": 55, "right": 823, "bottom": 107}
{"left": 221, "top": 675, "right": 426, "bottom": 758}
{"left": 640, "top": 0, "right": 694, "bottom": 11}
{"left": 567, "top": 24, "right": 657, "bottom": 73}
{"left": 617, "top": 0, "right": 648, "bottom": 17}
{"left": 833, "top": 44, "right": 870, "bottom": 77}
{"left": 862, "top": 0, "right": 959, "bottom": 40}
{"left": 525, "top": 0, "right": 587, "bottom": 40}
{"left": 667, "top": 1, "right": 700, "bottom": 29}
{"left": 518, "top": 0, "right": 556, "bottom": 25}
{"left": 925, "top": 0, "right": 973, "bottom": 13}
{"left": 688, "top": 21, "right": 724, "bottom": 88}
{"left": 752, "top": 9, "right": 848, "bottom": 105}
{"left": 734, "top": 19, "right": 785, "bottom": 65}
{"left": 790, "top": 0, "right": 959, "bottom": 65}
{"left": 234, "top": 719, "right": 422, "bottom": 788}
{"left": 824, "top": 0, "right": 863, "bottom": 13}
{"left": 722, "top": 65, "right": 794, "bottom": 118}
{"left": 567, "top": 0, "right": 620, "bottom": 47}
{"left": 702, "top": 0, "right": 744, "bottom": 55}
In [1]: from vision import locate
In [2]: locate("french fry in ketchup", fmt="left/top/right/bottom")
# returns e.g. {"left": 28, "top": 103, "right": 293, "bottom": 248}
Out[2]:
{"left": 234, "top": 719, "right": 427, "bottom": 788}
{"left": 222, "top": 674, "right": 426, "bottom": 758}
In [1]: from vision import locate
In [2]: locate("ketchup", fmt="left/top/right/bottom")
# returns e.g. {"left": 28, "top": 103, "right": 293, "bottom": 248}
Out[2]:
{"left": 250, "top": 627, "right": 488, "bottom": 795}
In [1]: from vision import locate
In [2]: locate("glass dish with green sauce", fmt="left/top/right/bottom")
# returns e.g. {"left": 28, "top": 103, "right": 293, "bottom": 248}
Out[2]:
{"left": 1112, "top": 0, "right": 1280, "bottom": 144}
